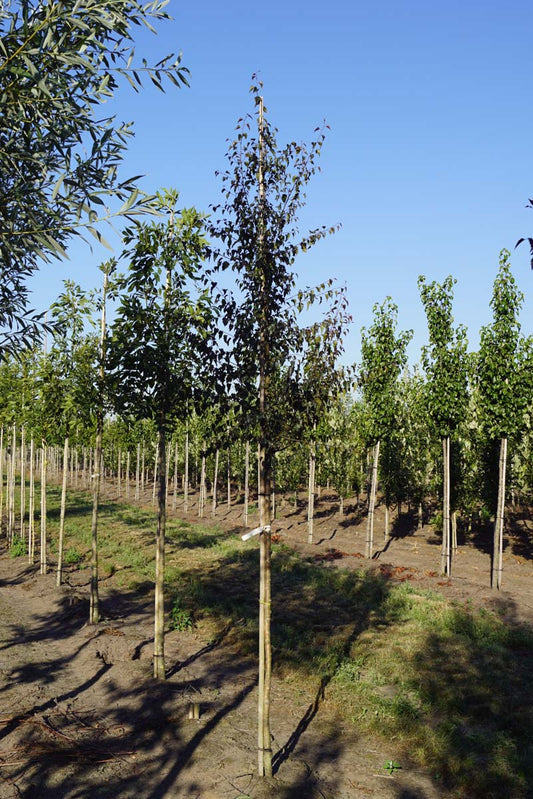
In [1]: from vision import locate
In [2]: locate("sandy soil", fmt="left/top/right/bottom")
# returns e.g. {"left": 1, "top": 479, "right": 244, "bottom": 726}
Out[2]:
{"left": 0, "top": 491, "right": 531, "bottom": 799}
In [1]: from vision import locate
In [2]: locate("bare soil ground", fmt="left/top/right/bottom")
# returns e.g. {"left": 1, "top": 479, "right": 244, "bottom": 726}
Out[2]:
{"left": 0, "top": 490, "right": 532, "bottom": 799}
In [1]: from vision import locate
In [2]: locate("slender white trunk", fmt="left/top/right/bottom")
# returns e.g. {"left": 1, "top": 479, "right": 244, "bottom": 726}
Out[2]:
{"left": 172, "top": 440, "right": 178, "bottom": 511}
{"left": 20, "top": 428, "right": 25, "bottom": 542}
{"left": 28, "top": 439, "right": 35, "bottom": 564}
{"left": 365, "top": 441, "right": 380, "bottom": 559}
{"left": 492, "top": 436, "right": 507, "bottom": 590}
{"left": 441, "top": 436, "right": 451, "bottom": 575}
{"left": 56, "top": 436, "right": 69, "bottom": 587}
{"left": 307, "top": 437, "right": 316, "bottom": 544}
{"left": 212, "top": 449, "right": 219, "bottom": 517}
{"left": 40, "top": 443, "right": 47, "bottom": 575}
{"left": 135, "top": 443, "right": 140, "bottom": 501}
{"left": 154, "top": 429, "right": 167, "bottom": 679}
{"left": 227, "top": 446, "right": 231, "bottom": 508}
{"left": 198, "top": 444, "right": 206, "bottom": 518}
{"left": 0, "top": 428, "right": 4, "bottom": 535}
{"left": 125, "top": 451, "right": 130, "bottom": 500}
{"left": 244, "top": 440, "right": 250, "bottom": 527}
{"left": 184, "top": 427, "right": 189, "bottom": 513}
{"left": 151, "top": 444, "right": 158, "bottom": 507}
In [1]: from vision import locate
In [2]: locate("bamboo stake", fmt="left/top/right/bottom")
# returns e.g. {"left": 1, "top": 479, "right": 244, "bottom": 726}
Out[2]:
{"left": 307, "top": 436, "right": 316, "bottom": 544}
{"left": 56, "top": 436, "right": 69, "bottom": 587}
{"left": 152, "top": 442, "right": 158, "bottom": 507}
{"left": 244, "top": 439, "right": 250, "bottom": 527}
{"left": 0, "top": 427, "right": 4, "bottom": 535}
{"left": 172, "top": 440, "right": 178, "bottom": 511}
{"left": 40, "top": 442, "right": 47, "bottom": 575}
{"left": 184, "top": 424, "right": 189, "bottom": 513}
{"left": 198, "top": 443, "right": 206, "bottom": 518}
{"left": 125, "top": 451, "right": 130, "bottom": 499}
{"left": 256, "top": 95, "right": 273, "bottom": 778}
{"left": 28, "top": 438, "right": 35, "bottom": 564}
{"left": 212, "top": 449, "right": 219, "bottom": 517}
{"left": 492, "top": 436, "right": 507, "bottom": 590}
{"left": 227, "top": 445, "right": 231, "bottom": 508}
{"left": 365, "top": 440, "right": 380, "bottom": 559}
{"left": 20, "top": 427, "right": 25, "bottom": 542}
{"left": 135, "top": 443, "right": 140, "bottom": 501}
{"left": 153, "top": 429, "right": 166, "bottom": 679}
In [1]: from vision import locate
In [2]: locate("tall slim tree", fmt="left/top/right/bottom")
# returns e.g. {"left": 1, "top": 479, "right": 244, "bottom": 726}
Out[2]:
{"left": 476, "top": 250, "right": 532, "bottom": 589}
{"left": 210, "top": 81, "right": 339, "bottom": 778}
{"left": 359, "top": 298, "right": 412, "bottom": 558}
{"left": 108, "top": 190, "right": 215, "bottom": 679}
{"left": 419, "top": 275, "right": 469, "bottom": 575}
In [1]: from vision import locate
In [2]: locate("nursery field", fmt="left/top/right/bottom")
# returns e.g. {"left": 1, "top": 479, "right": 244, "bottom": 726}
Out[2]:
{"left": 0, "top": 484, "right": 533, "bottom": 799}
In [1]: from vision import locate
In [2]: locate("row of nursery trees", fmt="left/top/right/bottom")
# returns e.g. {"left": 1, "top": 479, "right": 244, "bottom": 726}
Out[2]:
{"left": 1, "top": 87, "right": 533, "bottom": 775}
{"left": 3, "top": 252, "right": 533, "bottom": 569}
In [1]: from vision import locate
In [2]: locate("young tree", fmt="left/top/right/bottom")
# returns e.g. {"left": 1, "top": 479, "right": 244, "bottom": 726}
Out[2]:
{"left": 476, "top": 250, "right": 532, "bottom": 589}
{"left": 108, "top": 190, "right": 215, "bottom": 679}
{"left": 89, "top": 260, "right": 117, "bottom": 623}
{"left": 210, "top": 81, "right": 338, "bottom": 778}
{"left": 359, "top": 298, "right": 412, "bottom": 558}
{"left": 419, "top": 275, "right": 469, "bottom": 575}
{"left": 48, "top": 281, "right": 97, "bottom": 586}
{"left": 0, "top": 0, "right": 188, "bottom": 353}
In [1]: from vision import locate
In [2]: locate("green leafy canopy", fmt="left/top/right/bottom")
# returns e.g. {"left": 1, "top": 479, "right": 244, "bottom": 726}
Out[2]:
{"left": 0, "top": 0, "right": 188, "bottom": 354}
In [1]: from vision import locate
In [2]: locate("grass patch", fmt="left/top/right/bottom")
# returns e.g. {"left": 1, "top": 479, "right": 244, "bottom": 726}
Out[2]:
{"left": 328, "top": 583, "right": 533, "bottom": 797}
{"left": 9, "top": 536, "right": 27, "bottom": 558}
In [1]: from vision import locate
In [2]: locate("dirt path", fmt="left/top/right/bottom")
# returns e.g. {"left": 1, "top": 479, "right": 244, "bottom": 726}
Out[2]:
{"left": 0, "top": 493, "right": 531, "bottom": 798}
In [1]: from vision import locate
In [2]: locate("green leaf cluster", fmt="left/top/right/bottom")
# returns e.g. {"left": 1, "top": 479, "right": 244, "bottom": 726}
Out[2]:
{"left": 0, "top": 0, "right": 188, "bottom": 352}
{"left": 476, "top": 250, "right": 533, "bottom": 441}
{"left": 418, "top": 275, "right": 469, "bottom": 438}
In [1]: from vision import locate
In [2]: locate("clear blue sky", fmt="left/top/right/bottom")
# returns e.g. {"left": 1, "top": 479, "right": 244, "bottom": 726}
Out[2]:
{"left": 29, "top": 0, "right": 533, "bottom": 365}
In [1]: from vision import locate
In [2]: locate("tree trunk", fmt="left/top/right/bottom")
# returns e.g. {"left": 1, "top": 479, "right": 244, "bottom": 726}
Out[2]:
{"left": 28, "top": 438, "right": 35, "bottom": 564}
{"left": 441, "top": 436, "right": 451, "bottom": 575}
{"left": 40, "top": 442, "right": 47, "bottom": 575}
{"left": 212, "top": 449, "right": 219, "bottom": 517}
{"left": 184, "top": 425, "right": 189, "bottom": 513}
{"left": 125, "top": 451, "right": 130, "bottom": 499}
{"left": 257, "top": 95, "right": 272, "bottom": 779}
{"left": 165, "top": 442, "right": 171, "bottom": 502}
{"left": 271, "top": 456, "right": 276, "bottom": 521}
{"left": 152, "top": 442, "right": 158, "bottom": 507}
{"left": 135, "top": 443, "right": 140, "bottom": 501}
{"left": 492, "top": 436, "right": 507, "bottom": 590}
{"left": 452, "top": 509, "right": 458, "bottom": 554}
{"left": 20, "top": 427, "right": 25, "bottom": 542}
{"left": 227, "top": 445, "right": 231, "bottom": 508}
{"left": 307, "top": 436, "right": 316, "bottom": 544}
{"left": 384, "top": 503, "right": 390, "bottom": 543}
{"left": 172, "top": 440, "right": 178, "bottom": 511}
{"left": 0, "top": 427, "right": 4, "bottom": 535}
{"left": 257, "top": 442, "right": 272, "bottom": 777}
{"left": 365, "top": 440, "right": 380, "bottom": 559}
{"left": 244, "top": 439, "right": 250, "bottom": 527}
{"left": 154, "top": 428, "right": 167, "bottom": 679}
{"left": 8, "top": 425, "right": 16, "bottom": 544}
{"left": 89, "top": 433, "right": 102, "bottom": 624}
{"left": 56, "top": 436, "right": 69, "bottom": 587}
{"left": 198, "top": 443, "right": 207, "bottom": 518}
